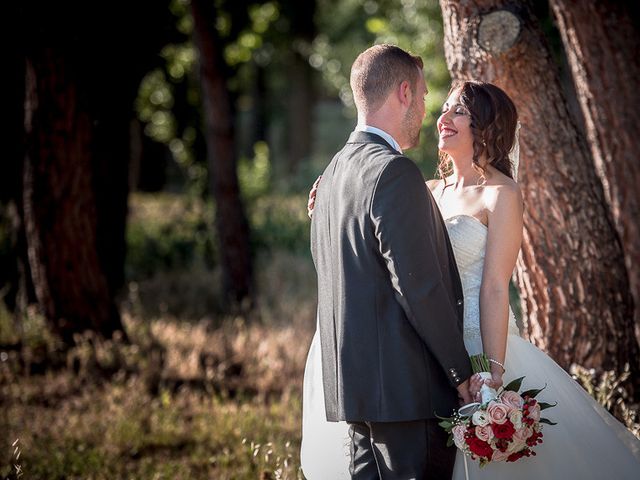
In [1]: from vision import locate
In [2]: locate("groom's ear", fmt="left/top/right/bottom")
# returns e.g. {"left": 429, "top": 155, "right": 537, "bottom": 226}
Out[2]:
{"left": 398, "top": 80, "right": 413, "bottom": 108}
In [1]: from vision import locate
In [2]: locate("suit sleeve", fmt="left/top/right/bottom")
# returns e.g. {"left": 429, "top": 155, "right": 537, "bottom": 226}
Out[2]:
{"left": 371, "top": 156, "right": 472, "bottom": 388}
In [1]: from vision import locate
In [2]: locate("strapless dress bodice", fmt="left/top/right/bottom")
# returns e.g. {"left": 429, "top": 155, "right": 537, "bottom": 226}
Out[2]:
{"left": 444, "top": 214, "right": 519, "bottom": 354}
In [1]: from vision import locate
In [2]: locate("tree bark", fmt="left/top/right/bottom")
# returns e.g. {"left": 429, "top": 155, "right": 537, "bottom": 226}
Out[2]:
{"left": 549, "top": 0, "right": 640, "bottom": 337}
{"left": 191, "top": 0, "right": 253, "bottom": 307}
{"left": 23, "top": 50, "right": 123, "bottom": 344}
{"left": 439, "top": 0, "right": 639, "bottom": 383}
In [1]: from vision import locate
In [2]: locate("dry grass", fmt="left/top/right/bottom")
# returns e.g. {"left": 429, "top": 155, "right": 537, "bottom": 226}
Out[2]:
{"left": 571, "top": 363, "right": 640, "bottom": 440}
{"left": 0, "top": 314, "right": 312, "bottom": 479}
{"left": 0, "top": 247, "right": 318, "bottom": 479}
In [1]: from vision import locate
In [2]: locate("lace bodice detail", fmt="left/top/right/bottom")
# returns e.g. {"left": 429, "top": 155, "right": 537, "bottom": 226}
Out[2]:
{"left": 444, "top": 215, "right": 519, "bottom": 354}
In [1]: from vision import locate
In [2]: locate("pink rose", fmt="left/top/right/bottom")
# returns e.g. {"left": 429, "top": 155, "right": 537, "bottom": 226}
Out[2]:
{"left": 487, "top": 401, "right": 510, "bottom": 425}
{"left": 475, "top": 424, "right": 494, "bottom": 442}
{"left": 492, "top": 449, "right": 510, "bottom": 462}
{"left": 501, "top": 390, "right": 524, "bottom": 411}
{"left": 452, "top": 425, "right": 467, "bottom": 450}
{"left": 527, "top": 402, "right": 541, "bottom": 422}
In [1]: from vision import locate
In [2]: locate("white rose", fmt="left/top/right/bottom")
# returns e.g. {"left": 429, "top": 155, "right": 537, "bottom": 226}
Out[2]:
{"left": 472, "top": 410, "right": 490, "bottom": 427}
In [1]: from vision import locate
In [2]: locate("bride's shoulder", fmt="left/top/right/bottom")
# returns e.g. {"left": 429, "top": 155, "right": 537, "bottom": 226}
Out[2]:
{"left": 484, "top": 170, "right": 523, "bottom": 210}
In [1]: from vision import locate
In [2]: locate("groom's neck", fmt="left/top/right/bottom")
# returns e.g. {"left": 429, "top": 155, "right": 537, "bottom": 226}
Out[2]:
{"left": 358, "top": 113, "right": 403, "bottom": 147}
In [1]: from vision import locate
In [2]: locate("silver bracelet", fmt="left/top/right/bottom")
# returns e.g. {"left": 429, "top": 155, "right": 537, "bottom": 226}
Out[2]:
{"left": 488, "top": 358, "right": 505, "bottom": 372}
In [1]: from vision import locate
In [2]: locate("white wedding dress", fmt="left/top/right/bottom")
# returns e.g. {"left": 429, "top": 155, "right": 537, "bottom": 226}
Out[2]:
{"left": 301, "top": 214, "right": 640, "bottom": 479}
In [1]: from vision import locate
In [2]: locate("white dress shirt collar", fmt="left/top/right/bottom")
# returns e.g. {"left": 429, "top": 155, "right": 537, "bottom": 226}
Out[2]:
{"left": 355, "top": 124, "right": 403, "bottom": 154}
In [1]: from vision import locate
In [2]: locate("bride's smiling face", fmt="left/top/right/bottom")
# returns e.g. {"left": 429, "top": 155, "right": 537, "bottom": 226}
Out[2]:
{"left": 437, "top": 89, "right": 474, "bottom": 157}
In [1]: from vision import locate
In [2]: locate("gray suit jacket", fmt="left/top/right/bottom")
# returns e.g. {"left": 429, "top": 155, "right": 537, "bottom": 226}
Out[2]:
{"left": 310, "top": 131, "right": 472, "bottom": 422}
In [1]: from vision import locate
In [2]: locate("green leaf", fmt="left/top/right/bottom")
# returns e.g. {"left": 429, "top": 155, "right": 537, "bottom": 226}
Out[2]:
{"left": 538, "top": 401, "right": 557, "bottom": 411}
{"left": 446, "top": 435, "right": 454, "bottom": 448}
{"left": 522, "top": 384, "right": 547, "bottom": 398}
{"left": 438, "top": 420, "right": 452, "bottom": 431}
{"left": 539, "top": 418, "right": 557, "bottom": 426}
{"left": 504, "top": 376, "right": 525, "bottom": 392}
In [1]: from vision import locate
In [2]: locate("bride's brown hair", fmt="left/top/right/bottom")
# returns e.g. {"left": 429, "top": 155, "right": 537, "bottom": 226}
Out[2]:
{"left": 438, "top": 81, "right": 518, "bottom": 181}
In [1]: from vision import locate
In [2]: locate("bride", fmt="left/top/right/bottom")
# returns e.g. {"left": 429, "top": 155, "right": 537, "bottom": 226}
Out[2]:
{"left": 301, "top": 80, "right": 640, "bottom": 479}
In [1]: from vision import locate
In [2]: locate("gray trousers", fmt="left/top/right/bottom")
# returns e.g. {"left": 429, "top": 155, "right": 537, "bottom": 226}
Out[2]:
{"left": 348, "top": 419, "right": 456, "bottom": 480}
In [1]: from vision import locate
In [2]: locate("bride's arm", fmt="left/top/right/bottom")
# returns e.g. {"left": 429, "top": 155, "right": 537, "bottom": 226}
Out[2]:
{"left": 480, "top": 184, "right": 523, "bottom": 388}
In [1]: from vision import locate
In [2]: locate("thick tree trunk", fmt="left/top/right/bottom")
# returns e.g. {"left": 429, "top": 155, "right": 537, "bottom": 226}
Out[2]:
{"left": 23, "top": 50, "right": 123, "bottom": 344}
{"left": 549, "top": 0, "right": 640, "bottom": 338}
{"left": 439, "top": 0, "right": 639, "bottom": 383}
{"left": 191, "top": 0, "right": 253, "bottom": 307}
{"left": 12, "top": 0, "right": 175, "bottom": 344}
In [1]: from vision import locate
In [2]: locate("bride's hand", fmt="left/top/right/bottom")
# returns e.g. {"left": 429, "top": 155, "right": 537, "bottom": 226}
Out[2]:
{"left": 485, "top": 367, "right": 504, "bottom": 390}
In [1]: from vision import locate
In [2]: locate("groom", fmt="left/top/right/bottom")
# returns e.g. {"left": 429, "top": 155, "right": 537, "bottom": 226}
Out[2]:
{"left": 310, "top": 44, "right": 473, "bottom": 479}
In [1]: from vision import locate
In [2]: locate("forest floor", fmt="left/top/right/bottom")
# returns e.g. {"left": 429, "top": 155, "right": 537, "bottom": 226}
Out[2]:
{"left": 1, "top": 313, "right": 312, "bottom": 479}
{"left": 3, "top": 312, "right": 638, "bottom": 480}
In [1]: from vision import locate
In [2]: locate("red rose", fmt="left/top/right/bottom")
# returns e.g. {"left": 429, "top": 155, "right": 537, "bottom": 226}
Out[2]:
{"left": 467, "top": 437, "right": 494, "bottom": 459}
{"left": 492, "top": 420, "right": 516, "bottom": 439}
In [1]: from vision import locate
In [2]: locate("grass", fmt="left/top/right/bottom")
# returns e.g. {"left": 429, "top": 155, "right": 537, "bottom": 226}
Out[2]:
{"left": 1, "top": 381, "right": 304, "bottom": 479}
{"left": 0, "top": 313, "right": 311, "bottom": 479}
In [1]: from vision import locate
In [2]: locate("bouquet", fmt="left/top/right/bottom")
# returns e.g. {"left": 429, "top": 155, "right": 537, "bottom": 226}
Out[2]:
{"left": 439, "top": 354, "right": 557, "bottom": 467}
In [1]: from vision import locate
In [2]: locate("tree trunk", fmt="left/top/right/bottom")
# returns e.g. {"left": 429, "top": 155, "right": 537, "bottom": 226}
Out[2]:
{"left": 23, "top": 50, "right": 123, "bottom": 344}
{"left": 2, "top": 40, "right": 34, "bottom": 319}
{"left": 129, "top": 119, "right": 169, "bottom": 193}
{"left": 251, "top": 63, "right": 268, "bottom": 149}
{"left": 284, "top": 0, "right": 316, "bottom": 175}
{"left": 549, "top": 0, "right": 640, "bottom": 338}
{"left": 439, "top": 0, "right": 639, "bottom": 383}
{"left": 191, "top": 0, "right": 253, "bottom": 307}
{"left": 287, "top": 56, "right": 314, "bottom": 175}
{"left": 13, "top": 0, "right": 176, "bottom": 344}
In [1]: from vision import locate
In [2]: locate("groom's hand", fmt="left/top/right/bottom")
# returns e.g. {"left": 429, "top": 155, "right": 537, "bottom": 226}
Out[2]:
{"left": 456, "top": 379, "right": 473, "bottom": 405}
{"left": 307, "top": 175, "right": 322, "bottom": 218}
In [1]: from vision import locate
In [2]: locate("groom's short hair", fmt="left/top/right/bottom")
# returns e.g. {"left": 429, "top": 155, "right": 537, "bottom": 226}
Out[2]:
{"left": 350, "top": 44, "right": 423, "bottom": 114}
